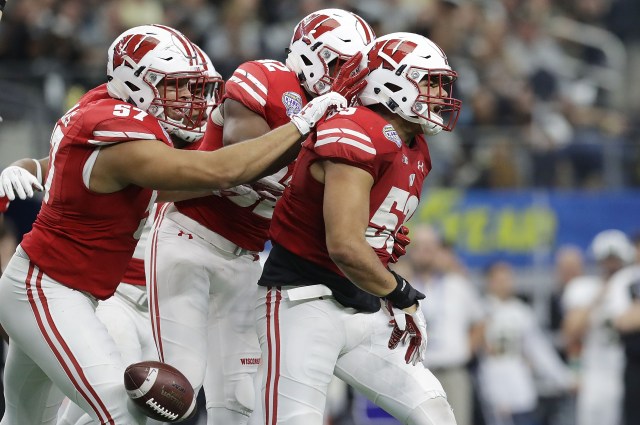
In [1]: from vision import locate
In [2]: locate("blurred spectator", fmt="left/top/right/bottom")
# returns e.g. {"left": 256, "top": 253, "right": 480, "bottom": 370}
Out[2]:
{"left": 479, "top": 261, "right": 574, "bottom": 425}
{"left": 561, "top": 229, "right": 636, "bottom": 425}
{"left": 1, "top": 0, "right": 638, "bottom": 187}
{"left": 396, "top": 224, "right": 485, "bottom": 425}
{"left": 607, "top": 262, "right": 640, "bottom": 425}
{"left": 537, "top": 245, "right": 584, "bottom": 425}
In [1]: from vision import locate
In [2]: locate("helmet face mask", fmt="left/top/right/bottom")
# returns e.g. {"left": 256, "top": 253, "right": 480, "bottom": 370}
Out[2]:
{"left": 170, "top": 45, "right": 224, "bottom": 143}
{"left": 359, "top": 33, "right": 462, "bottom": 136}
{"left": 286, "top": 8, "right": 376, "bottom": 96}
{"left": 106, "top": 25, "right": 209, "bottom": 137}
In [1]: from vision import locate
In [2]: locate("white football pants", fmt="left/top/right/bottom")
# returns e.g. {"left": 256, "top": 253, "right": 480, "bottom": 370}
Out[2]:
{"left": 0, "top": 248, "right": 146, "bottom": 425}
{"left": 57, "top": 283, "right": 161, "bottom": 425}
{"left": 257, "top": 286, "right": 457, "bottom": 425}
{"left": 146, "top": 204, "right": 262, "bottom": 424}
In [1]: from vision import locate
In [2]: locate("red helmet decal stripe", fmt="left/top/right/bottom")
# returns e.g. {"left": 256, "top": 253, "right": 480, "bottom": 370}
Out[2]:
{"left": 367, "top": 38, "right": 418, "bottom": 70}
{"left": 113, "top": 34, "right": 160, "bottom": 69}
{"left": 353, "top": 14, "right": 374, "bottom": 44}
{"left": 293, "top": 14, "right": 339, "bottom": 41}
{"left": 153, "top": 24, "right": 196, "bottom": 66}
{"left": 195, "top": 48, "right": 208, "bottom": 71}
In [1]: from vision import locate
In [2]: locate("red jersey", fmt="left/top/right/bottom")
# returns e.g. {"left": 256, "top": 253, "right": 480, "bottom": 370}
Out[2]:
{"left": 175, "top": 60, "right": 307, "bottom": 252}
{"left": 20, "top": 85, "right": 171, "bottom": 299}
{"left": 269, "top": 106, "right": 432, "bottom": 276}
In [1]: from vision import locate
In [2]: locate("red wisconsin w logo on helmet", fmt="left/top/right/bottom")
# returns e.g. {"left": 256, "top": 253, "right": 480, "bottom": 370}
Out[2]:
{"left": 292, "top": 13, "right": 340, "bottom": 43}
{"left": 367, "top": 38, "right": 418, "bottom": 71}
{"left": 113, "top": 34, "right": 160, "bottom": 69}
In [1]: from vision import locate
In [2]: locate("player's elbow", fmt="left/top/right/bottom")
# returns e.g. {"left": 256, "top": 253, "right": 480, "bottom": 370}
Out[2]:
{"left": 326, "top": 237, "right": 358, "bottom": 269}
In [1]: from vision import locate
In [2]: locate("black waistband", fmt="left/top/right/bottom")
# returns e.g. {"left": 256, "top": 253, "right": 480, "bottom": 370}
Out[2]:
{"left": 258, "top": 243, "right": 381, "bottom": 312}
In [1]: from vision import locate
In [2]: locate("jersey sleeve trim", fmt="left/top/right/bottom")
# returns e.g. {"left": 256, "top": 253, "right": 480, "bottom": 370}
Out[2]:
{"left": 315, "top": 127, "right": 377, "bottom": 155}
{"left": 228, "top": 68, "right": 268, "bottom": 107}
{"left": 89, "top": 131, "right": 157, "bottom": 145}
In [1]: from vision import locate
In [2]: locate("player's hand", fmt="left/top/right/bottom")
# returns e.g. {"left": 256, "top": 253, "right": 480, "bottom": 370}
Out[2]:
{"left": 290, "top": 92, "right": 347, "bottom": 136}
{"left": 386, "top": 300, "right": 428, "bottom": 365}
{"left": 384, "top": 270, "right": 425, "bottom": 309}
{"left": 0, "top": 196, "right": 9, "bottom": 213}
{"left": 252, "top": 175, "right": 285, "bottom": 198}
{"left": 389, "top": 225, "right": 410, "bottom": 263}
{"left": 213, "top": 184, "right": 255, "bottom": 198}
{"left": 0, "top": 166, "right": 43, "bottom": 201}
{"left": 331, "top": 52, "right": 368, "bottom": 106}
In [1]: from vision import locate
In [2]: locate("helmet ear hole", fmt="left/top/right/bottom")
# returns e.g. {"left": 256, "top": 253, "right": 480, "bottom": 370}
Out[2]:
{"left": 384, "top": 82, "right": 403, "bottom": 93}
{"left": 125, "top": 82, "right": 141, "bottom": 92}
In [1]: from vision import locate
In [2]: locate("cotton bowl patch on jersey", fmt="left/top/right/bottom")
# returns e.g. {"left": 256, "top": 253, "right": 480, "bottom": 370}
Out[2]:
{"left": 282, "top": 92, "right": 303, "bottom": 116}
{"left": 383, "top": 124, "right": 402, "bottom": 147}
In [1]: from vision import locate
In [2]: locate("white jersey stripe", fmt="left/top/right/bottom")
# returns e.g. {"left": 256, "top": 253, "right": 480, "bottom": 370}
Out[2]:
{"left": 229, "top": 76, "right": 267, "bottom": 107}
{"left": 315, "top": 136, "right": 377, "bottom": 155}
{"left": 87, "top": 140, "right": 121, "bottom": 146}
{"left": 92, "top": 131, "right": 156, "bottom": 140}
{"left": 125, "top": 132, "right": 157, "bottom": 139}
{"left": 236, "top": 69, "right": 268, "bottom": 96}
{"left": 316, "top": 128, "right": 372, "bottom": 143}
{"left": 93, "top": 131, "right": 127, "bottom": 138}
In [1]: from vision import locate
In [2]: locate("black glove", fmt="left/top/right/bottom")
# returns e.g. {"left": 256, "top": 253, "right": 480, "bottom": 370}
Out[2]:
{"left": 384, "top": 270, "right": 425, "bottom": 310}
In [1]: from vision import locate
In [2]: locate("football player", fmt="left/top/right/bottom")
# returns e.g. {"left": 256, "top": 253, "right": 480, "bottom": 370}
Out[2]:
{"left": 0, "top": 24, "right": 348, "bottom": 424}
{"left": 55, "top": 37, "right": 224, "bottom": 425}
{"left": 144, "top": 9, "right": 373, "bottom": 425}
{"left": 257, "top": 32, "right": 462, "bottom": 425}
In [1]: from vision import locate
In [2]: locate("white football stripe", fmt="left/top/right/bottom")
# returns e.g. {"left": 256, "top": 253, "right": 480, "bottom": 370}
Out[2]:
{"left": 315, "top": 136, "right": 377, "bottom": 155}
{"left": 229, "top": 76, "right": 266, "bottom": 107}
{"left": 317, "top": 128, "right": 372, "bottom": 142}
{"left": 126, "top": 367, "right": 159, "bottom": 399}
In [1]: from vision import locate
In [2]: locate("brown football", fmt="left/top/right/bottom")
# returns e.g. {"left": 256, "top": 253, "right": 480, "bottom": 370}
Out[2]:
{"left": 124, "top": 360, "right": 196, "bottom": 422}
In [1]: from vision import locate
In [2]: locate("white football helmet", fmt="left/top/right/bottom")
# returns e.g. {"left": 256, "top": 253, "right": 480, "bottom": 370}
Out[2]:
{"left": 106, "top": 24, "right": 208, "bottom": 136}
{"left": 359, "top": 32, "right": 462, "bottom": 136}
{"left": 172, "top": 45, "right": 224, "bottom": 143}
{"left": 286, "top": 8, "right": 375, "bottom": 96}
{"left": 591, "top": 229, "right": 636, "bottom": 264}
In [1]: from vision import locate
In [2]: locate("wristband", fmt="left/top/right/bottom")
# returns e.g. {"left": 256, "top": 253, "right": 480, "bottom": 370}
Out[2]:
{"left": 32, "top": 158, "right": 42, "bottom": 185}
{"left": 384, "top": 270, "right": 426, "bottom": 309}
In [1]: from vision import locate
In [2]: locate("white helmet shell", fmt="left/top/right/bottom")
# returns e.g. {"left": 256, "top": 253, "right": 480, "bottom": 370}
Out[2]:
{"left": 286, "top": 8, "right": 375, "bottom": 96}
{"left": 359, "top": 32, "right": 462, "bottom": 136}
{"left": 106, "top": 24, "right": 207, "bottom": 136}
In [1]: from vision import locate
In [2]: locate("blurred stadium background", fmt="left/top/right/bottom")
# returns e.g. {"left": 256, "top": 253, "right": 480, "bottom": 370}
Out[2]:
{"left": 2, "top": 0, "right": 640, "bottom": 424}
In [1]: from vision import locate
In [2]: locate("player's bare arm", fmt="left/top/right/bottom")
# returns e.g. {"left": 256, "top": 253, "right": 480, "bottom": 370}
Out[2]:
{"left": 222, "top": 98, "right": 302, "bottom": 177}
{"left": 320, "top": 161, "right": 400, "bottom": 297}
{"left": 92, "top": 121, "right": 307, "bottom": 192}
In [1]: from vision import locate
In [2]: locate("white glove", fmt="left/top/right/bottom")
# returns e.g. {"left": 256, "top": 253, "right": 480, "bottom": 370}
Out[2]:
{"left": 0, "top": 166, "right": 43, "bottom": 201}
{"left": 212, "top": 184, "right": 256, "bottom": 199}
{"left": 386, "top": 300, "right": 428, "bottom": 366}
{"left": 252, "top": 175, "right": 285, "bottom": 198}
{"left": 290, "top": 92, "right": 347, "bottom": 136}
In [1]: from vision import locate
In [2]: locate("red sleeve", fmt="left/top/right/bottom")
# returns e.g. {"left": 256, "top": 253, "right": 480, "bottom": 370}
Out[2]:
{"left": 84, "top": 102, "right": 170, "bottom": 146}
{"left": 224, "top": 62, "right": 269, "bottom": 118}
{"left": 312, "top": 117, "right": 377, "bottom": 175}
